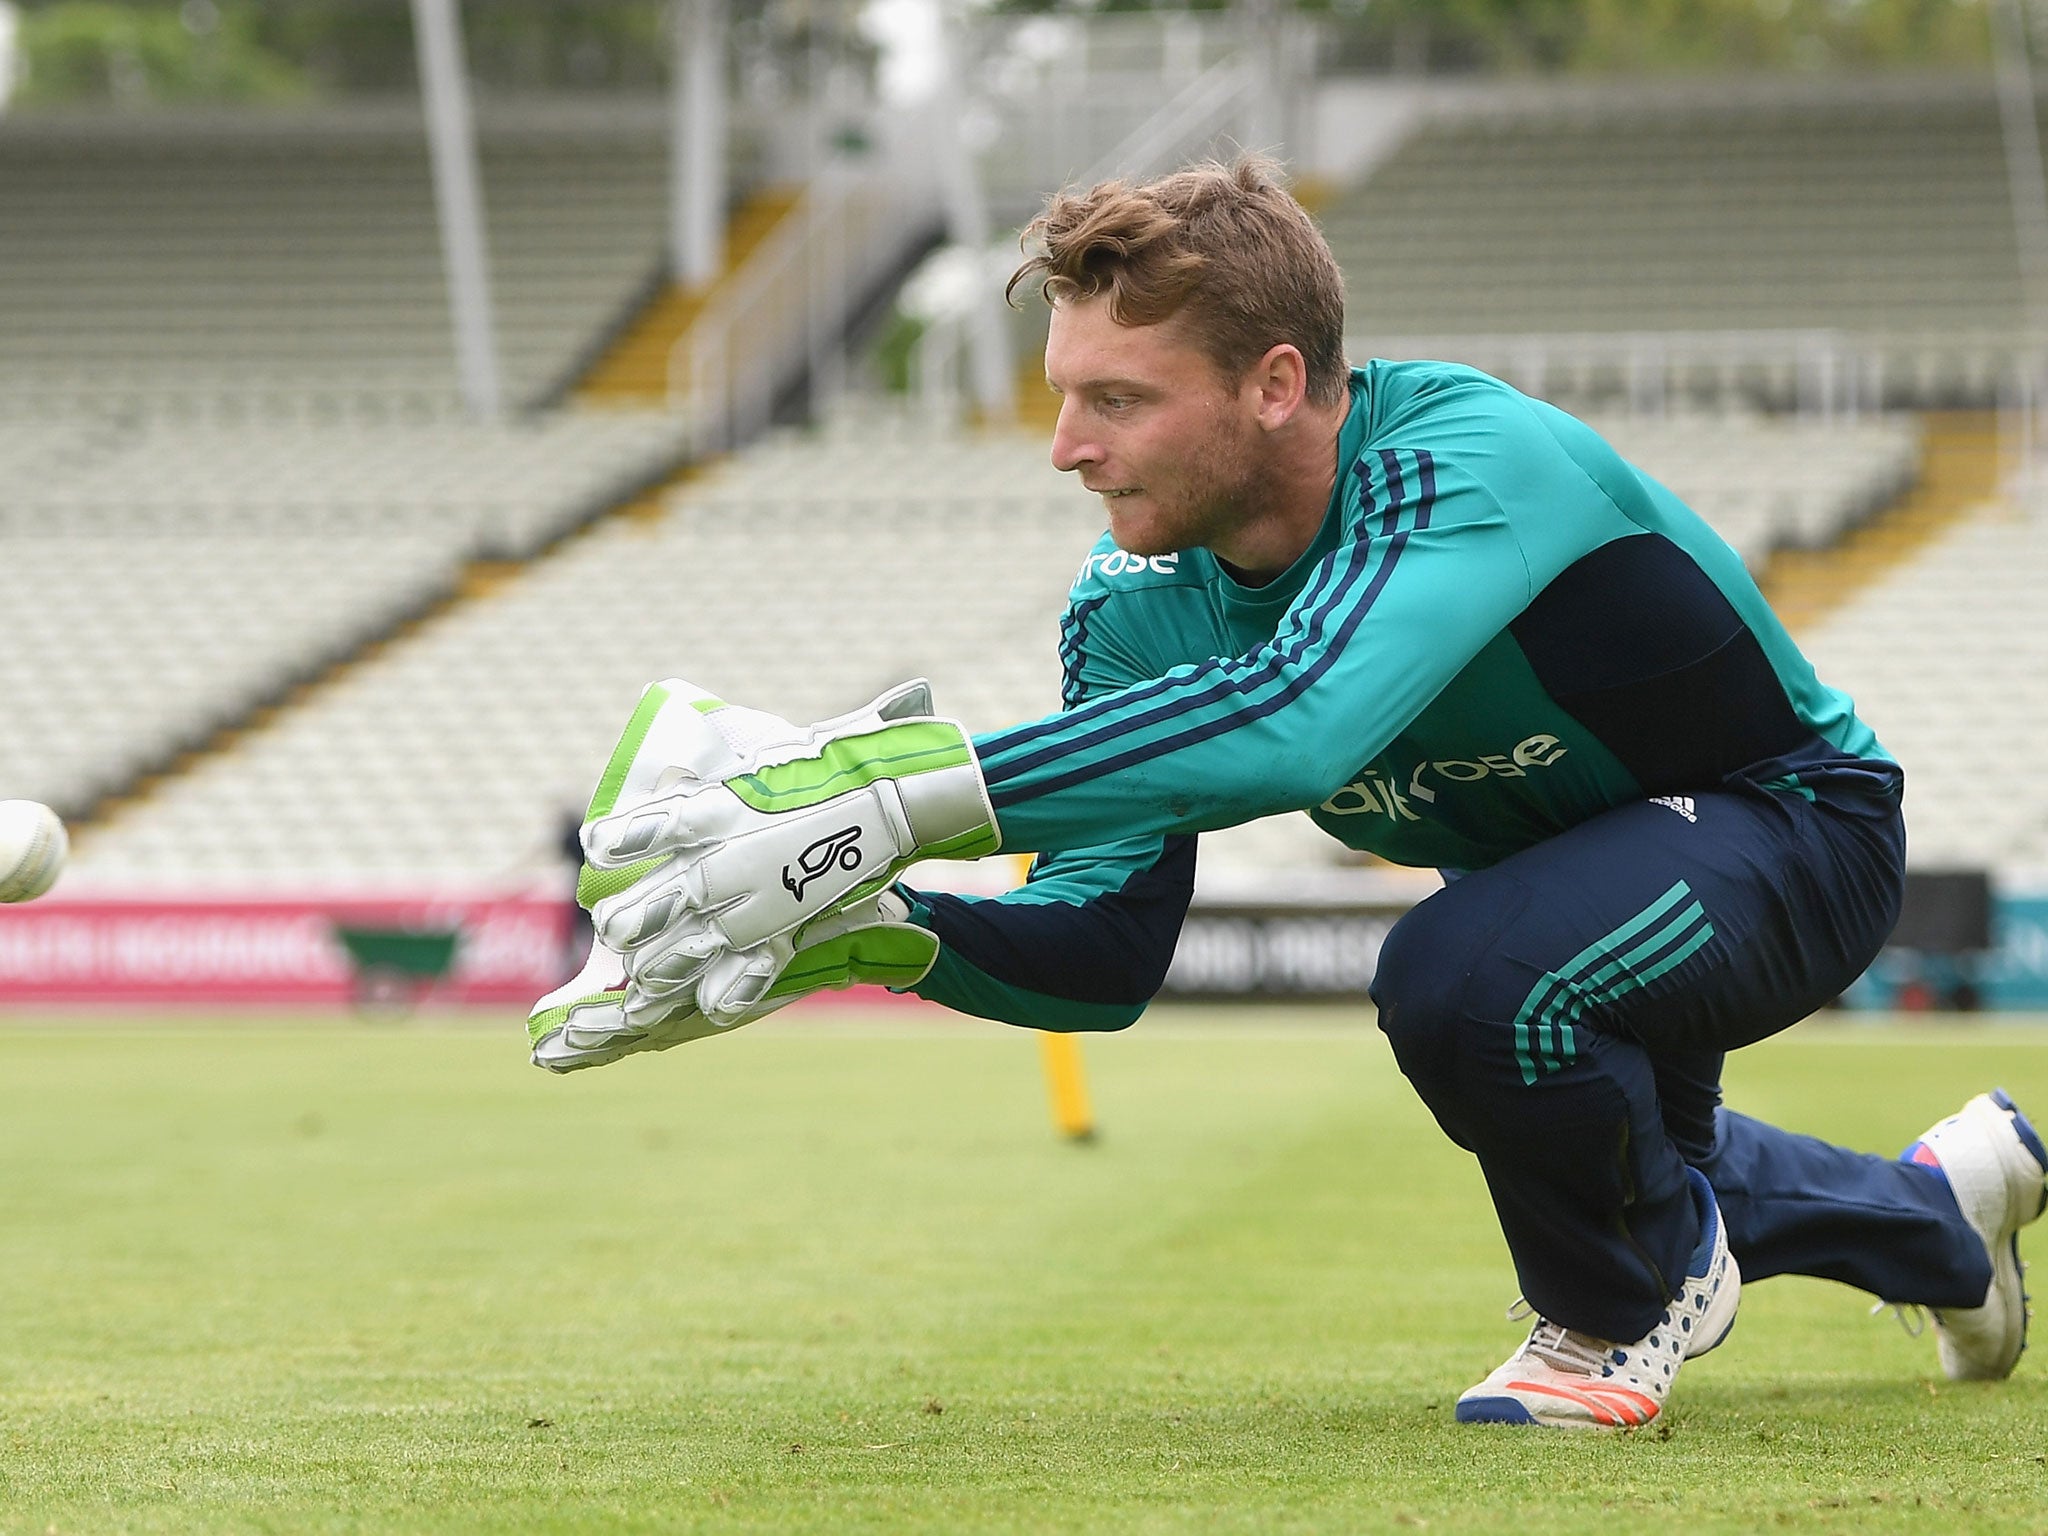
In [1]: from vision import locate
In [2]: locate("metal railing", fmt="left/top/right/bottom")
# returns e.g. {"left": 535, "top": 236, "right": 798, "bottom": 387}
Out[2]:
{"left": 1351, "top": 325, "right": 2048, "bottom": 517}
{"left": 667, "top": 164, "right": 940, "bottom": 450}
{"left": 904, "top": 57, "right": 1264, "bottom": 428}
{"left": 967, "top": 14, "right": 1319, "bottom": 221}
{"left": 1074, "top": 58, "right": 1256, "bottom": 190}
{"left": 1349, "top": 329, "right": 1970, "bottom": 419}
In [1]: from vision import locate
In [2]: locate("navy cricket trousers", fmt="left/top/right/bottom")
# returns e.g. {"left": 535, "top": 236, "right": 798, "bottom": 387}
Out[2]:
{"left": 1369, "top": 751, "right": 1990, "bottom": 1342}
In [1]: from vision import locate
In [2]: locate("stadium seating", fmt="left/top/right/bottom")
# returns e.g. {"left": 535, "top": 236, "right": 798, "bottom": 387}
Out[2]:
{"left": 1583, "top": 412, "right": 1917, "bottom": 569}
{"left": 0, "top": 530, "right": 456, "bottom": 815}
{"left": 65, "top": 403, "right": 1925, "bottom": 890}
{"left": 0, "top": 109, "right": 671, "bottom": 408}
{"left": 1322, "top": 79, "right": 2030, "bottom": 402}
{"left": 0, "top": 408, "right": 683, "bottom": 556}
{"left": 64, "top": 407, "right": 1094, "bottom": 889}
{"left": 11, "top": 76, "right": 1998, "bottom": 892}
{"left": 0, "top": 406, "right": 682, "bottom": 817}
{"left": 1798, "top": 505, "right": 2048, "bottom": 873}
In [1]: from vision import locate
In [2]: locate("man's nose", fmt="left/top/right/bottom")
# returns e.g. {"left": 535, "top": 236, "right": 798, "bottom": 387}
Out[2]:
{"left": 1050, "top": 400, "right": 1099, "bottom": 474}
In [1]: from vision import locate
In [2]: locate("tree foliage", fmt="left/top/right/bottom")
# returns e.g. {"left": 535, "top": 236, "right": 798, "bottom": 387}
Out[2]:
{"left": 1045, "top": 0, "right": 2002, "bottom": 74}
{"left": 4, "top": 0, "right": 2009, "bottom": 109}
{"left": 13, "top": 1, "right": 307, "bottom": 105}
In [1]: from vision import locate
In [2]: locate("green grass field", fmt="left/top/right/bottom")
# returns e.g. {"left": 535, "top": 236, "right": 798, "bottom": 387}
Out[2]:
{"left": 1, "top": 1008, "right": 2045, "bottom": 1534}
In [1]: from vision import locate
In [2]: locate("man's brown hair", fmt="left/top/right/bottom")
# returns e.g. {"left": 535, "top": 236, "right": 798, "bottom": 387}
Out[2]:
{"left": 1007, "top": 154, "right": 1349, "bottom": 407}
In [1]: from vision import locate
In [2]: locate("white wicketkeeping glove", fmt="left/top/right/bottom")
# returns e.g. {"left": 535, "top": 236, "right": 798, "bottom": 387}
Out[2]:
{"left": 527, "top": 887, "right": 936, "bottom": 1073}
{"left": 580, "top": 679, "right": 999, "bottom": 1029}
{"left": 527, "top": 675, "right": 977, "bottom": 1065}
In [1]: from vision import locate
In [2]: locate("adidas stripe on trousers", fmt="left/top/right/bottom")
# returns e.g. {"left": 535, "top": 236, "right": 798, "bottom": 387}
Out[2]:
{"left": 1370, "top": 753, "right": 1991, "bottom": 1342}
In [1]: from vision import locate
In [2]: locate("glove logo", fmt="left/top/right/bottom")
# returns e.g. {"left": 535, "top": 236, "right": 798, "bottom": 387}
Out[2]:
{"left": 782, "top": 825, "right": 864, "bottom": 902}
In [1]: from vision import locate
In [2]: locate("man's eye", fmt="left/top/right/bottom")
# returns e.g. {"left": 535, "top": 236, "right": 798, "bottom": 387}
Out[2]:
{"left": 1101, "top": 396, "right": 1135, "bottom": 411}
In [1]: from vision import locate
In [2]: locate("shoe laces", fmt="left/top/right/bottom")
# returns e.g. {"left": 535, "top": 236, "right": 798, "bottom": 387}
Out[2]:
{"left": 1507, "top": 1298, "right": 1616, "bottom": 1375}
{"left": 1870, "top": 1299, "right": 1928, "bottom": 1338}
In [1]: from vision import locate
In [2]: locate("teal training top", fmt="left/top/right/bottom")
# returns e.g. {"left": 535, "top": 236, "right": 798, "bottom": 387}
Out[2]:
{"left": 903, "top": 360, "right": 1891, "bottom": 1030}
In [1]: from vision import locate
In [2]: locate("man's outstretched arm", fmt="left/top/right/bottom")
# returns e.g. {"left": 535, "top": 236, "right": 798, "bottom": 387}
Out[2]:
{"left": 901, "top": 832, "right": 1195, "bottom": 1031}
{"left": 565, "top": 450, "right": 1539, "bottom": 1028}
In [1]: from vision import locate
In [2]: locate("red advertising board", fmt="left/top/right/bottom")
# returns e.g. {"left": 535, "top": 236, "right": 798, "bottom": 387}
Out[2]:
{"left": 0, "top": 895, "right": 940, "bottom": 1011}
{"left": 0, "top": 895, "right": 570, "bottom": 1005}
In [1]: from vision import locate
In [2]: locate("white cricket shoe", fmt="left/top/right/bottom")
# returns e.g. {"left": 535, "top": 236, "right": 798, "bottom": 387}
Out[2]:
{"left": 1456, "top": 1166, "right": 1739, "bottom": 1429}
{"left": 1902, "top": 1089, "right": 2048, "bottom": 1381}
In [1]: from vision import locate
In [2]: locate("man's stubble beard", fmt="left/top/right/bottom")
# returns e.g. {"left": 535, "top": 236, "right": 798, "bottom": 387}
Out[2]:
{"left": 1113, "top": 418, "right": 1263, "bottom": 559}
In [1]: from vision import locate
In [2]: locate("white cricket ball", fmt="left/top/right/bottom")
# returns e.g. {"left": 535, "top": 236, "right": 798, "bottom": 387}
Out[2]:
{"left": 0, "top": 799, "right": 67, "bottom": 903}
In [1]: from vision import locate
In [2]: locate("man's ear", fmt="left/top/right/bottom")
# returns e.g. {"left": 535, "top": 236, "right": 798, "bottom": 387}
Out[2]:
{"left": 1248, "top": 344, "right": 1310, "bottom": 431}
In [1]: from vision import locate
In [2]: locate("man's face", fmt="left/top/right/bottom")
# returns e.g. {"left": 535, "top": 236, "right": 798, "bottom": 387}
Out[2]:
{"left": 1043, "top": 295, "right": 1263, "bottom": 558}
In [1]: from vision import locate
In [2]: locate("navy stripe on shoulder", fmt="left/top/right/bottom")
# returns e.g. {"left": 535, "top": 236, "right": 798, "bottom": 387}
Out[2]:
{"left": 981, "top": 453, "right": 1396, "bottom": 766}
{"left": 988, "top": 542, "right": 1361, "bottom": 781}
{"left": 1057, "top": 594, "right": 1110, "bottom": 710}
{"left": 980, "top": 452, "right": 1394, "bottom": 768}
{"left": 986, "top": 450, "right": 1437, "bottom": 812}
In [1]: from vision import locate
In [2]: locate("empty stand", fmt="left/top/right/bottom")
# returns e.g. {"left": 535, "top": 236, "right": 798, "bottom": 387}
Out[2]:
{"left": 0, "top": 409, "right": 683, "bottom": 556}
{"left": 1799, "top": 506, "right": 2048, "bottom": 872}
{"left": 70, "top": 408, "right": 1099, "bottom": 889}
{"left": 0, "top": 530, "right": 455, "bottom": 816}
{"left": 0, "top": 406, "right": 683, "bottom": 817}
{"left": 0, "top": 104, "right": 913, "bottom": 835}
{"left": 1586, "top": 411, "right": 1918, "bottom": 569}
{"left": 1323, "top": 78, "right": 2037, "bottom": 403}
{"left": 0, "top": 110, "right": 671, "bottom": 409}
{"left": 10, "top": 78, "right": 1987, "bottom": 894}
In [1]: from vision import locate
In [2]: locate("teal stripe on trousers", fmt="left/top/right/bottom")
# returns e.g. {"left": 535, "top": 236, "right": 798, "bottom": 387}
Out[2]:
{"left": 1512, "top": 880, "right": 1715, "bottom": 1085}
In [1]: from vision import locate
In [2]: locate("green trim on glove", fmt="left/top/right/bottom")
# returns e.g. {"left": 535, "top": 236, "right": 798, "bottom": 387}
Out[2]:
{"left": 527, "top": 988, "right": 620, "bottom": 1047}
{"left": 726, "top": 720, "right": 977, "bottom": 813}
{"left": 916, "top": 823, "right": 1006, "bottom": 862}
{"left": 576, "top": 854, "right": 664, "bottom": 912}
{"left": 763, "top": 922, "right": 940, "bottom": 1002}
{"left": 586, "top": 682, "right": 673, "bottom": 821}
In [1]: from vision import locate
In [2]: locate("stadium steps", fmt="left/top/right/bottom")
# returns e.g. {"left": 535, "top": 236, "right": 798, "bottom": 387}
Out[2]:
{"left": 573, "top": 188, "right": 803, "bottom": 404}
{"left": 75, "top": 461, "right": 703, "bottom": 844}
{"left": 81, "top": 614, "right": 442, "bottom": 840}
{"left": 1009, "top": 358, "right": 1062, "bottom": 435}
{"left": 1760, "top": 411, "right": 2002, "bottom": 636}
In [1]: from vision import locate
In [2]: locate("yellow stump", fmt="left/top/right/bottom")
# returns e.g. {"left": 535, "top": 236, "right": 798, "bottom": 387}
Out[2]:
{"left": 1038, "top": 1030, "right": 1097, "bottom": 1142}
{"left": 1011, "top": 853, "right": 1098, "bottom": 1142}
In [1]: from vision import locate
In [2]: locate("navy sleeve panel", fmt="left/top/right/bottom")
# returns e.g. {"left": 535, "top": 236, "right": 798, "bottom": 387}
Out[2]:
{"left": 912, "top": 945, "right": 1152, "bottom": 1032}
{"left": 1508, "top": 532, "right": 1820, "bottom": 791}
{"left": 917, "top": 834, "right": 1195, "bottom": 1006}
{"left": 901, "top": 550, "right": 1200, "bottom": 1030}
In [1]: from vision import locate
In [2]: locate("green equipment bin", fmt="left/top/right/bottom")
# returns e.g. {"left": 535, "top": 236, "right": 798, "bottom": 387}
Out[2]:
{"left": 333, "top": 924, "right": 462, "bottom": 1012}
